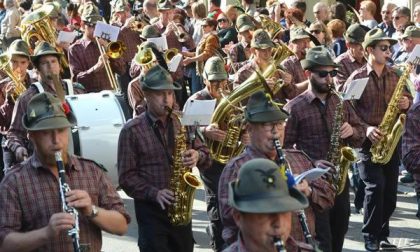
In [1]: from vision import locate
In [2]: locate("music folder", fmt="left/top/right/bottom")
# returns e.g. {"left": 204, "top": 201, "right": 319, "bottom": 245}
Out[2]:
{"left": 180, "top": 99, "right": 217, "bottom": 126}
{"left": 343, "top": 77, "right": 369, "bottom": 100}
{"left": 94, "top": 22, "right": 120, "bottom": 42}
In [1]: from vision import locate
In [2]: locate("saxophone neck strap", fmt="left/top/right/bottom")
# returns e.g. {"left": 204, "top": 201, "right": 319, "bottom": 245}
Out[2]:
{"left": 145, "top": 111, "right": 174, "bottom": 165}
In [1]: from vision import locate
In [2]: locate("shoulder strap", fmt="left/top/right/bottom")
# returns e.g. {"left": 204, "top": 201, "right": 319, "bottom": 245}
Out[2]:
{"left": 31, "top": 82, "right": 44, "bottom": 93}
{"left": 63, "top": 79, "right": 74, "bottom": 95}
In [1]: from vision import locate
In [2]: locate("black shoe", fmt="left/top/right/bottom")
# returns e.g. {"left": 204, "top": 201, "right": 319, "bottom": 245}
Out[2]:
{"left": 400, "top": 173, "right": 414, "bottom": 183}
{"left": 379, "top": 238, "right": 397, "bottom": 250}
{"left": 364, "top": 235, "right": 379, "bottom": 251}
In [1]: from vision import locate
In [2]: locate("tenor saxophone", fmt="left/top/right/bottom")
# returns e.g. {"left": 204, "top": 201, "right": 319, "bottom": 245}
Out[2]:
{"left": 370, "top": 63, "right": 414, "bottom": 164}
{"left": 166, "top": 107, "right": 202, "bottom": 226}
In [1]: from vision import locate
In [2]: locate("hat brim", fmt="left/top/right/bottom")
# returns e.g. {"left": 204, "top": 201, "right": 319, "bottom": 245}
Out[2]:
{"left": 245, "top": 109, "right": 288, "bottom": 123}
{"left": 237, "top": 25, "right": 254, "bottom": 33}
{"left": 229, "top": 183, "right": 309, "bottom": 213}
{"left": 301, "top": 59, "right": 340, "bottom": 71}
{"left": 206, "top": 73, "right": 228, "bottom": 81}
{"left": 22, "top": 113, "right": 76, "bottom": 131}
{"left": 31, "top": 51, "right": 64, "bottom": 63}
{"left": 140, "top": 80, "right": 182, "bottom": 90}
{"left": 9, "top": 51, "right": 31, "bottom": 58}
{"left": 344, "top": 33, "right": 363, "bottom": 44}
{"left": 252, "top": 42, "right": 275, "bottom": 49}
{"left": 363, "top": 38, "right": 398, "bottom": 49}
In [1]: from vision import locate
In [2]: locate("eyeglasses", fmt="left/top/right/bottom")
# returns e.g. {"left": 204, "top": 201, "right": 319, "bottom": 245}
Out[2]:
{"left": 376, "top": 45, "right": 391, "bottom": 52}
{"left": 312, "top": 70, "right": 338, "bottom": 78}
{"left": 381, "top": 11, "right": 390, "bottom": 14}
{"left": 310, "top": 30, "right": 322, "bottom": 34}
{"left": 217, "top": 18, "right": 227, "bottom": 23}
{"left": 86, "top": 23, "right": 95, "bottom": 28}
{"left": 261, "top": 121, "right": 284, "bottom": 131}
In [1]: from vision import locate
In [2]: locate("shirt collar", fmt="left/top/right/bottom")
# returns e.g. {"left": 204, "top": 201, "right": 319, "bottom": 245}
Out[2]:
{"left": 29, "top": 152, "right": 80, "bottom": 171}
{"left": 366, "top": 63, "right": 390, "bottom": 77}
{"left": 79, "top": 37, "right": 95, "bottom": 47}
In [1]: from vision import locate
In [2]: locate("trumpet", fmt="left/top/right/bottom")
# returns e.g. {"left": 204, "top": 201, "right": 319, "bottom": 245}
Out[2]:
{"left": 0, "top": 54, "right": 26, "bottom": 101}
{"left": 170, "top": 22, "right": 188, "bottom": 43}
{"left": 164, "top": 48, "right": 179, "bottom": 63}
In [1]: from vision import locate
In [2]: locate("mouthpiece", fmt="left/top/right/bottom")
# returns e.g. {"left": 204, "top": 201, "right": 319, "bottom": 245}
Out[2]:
{"left": 55, "top": 151, "right": 63, "bottom": 162}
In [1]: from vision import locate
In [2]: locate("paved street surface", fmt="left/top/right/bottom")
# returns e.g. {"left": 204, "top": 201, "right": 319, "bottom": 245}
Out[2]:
{"left": 102, "top": 177, "right": 420, "bottom": 252}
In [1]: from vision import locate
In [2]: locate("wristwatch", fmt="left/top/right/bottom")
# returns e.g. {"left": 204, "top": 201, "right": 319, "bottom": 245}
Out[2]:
{"left": 88, "top": 205, "right": 99, "bottom": 219}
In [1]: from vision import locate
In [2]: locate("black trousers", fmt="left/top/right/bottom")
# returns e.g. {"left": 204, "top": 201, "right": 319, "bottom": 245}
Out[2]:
{"left": 315, "top": 178, "right": 350, "bottom": 252}
{"left": 134, "top": 200, "right": 194, "bottom": 252}
{"left": 359, "top": 149, "right": 399, "bottom": 238}
{"left": 200, "top": 160, "right": 225, "bottom": 252}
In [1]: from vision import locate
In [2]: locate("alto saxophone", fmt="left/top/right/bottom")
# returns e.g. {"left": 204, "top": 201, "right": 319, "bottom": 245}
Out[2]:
{"left": 327, "top": 88, "right": 357, "bottom": 195}
{"left": 370, "top": 62, "right": 415, "bottom": 164}
{"left": 166, "top": 107, "right": 202, "bottom": 226}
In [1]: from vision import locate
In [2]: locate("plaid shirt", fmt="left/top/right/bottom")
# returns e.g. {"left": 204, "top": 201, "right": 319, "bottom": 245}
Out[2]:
{"left": 228, "top": 42, "right": 251, "bottom": 73}
{"left": 223, "top": 234, "right": 313, "bottom": 252}
{"left": 334, "top": 51, "right": 366, "bottom": 91}
{"left": 402, "top": 102, "right": 420, "bottom": 192}
{"left": 118, "top": 111, "right": 211, "bottom": 202}
{"left": 68, "top": 38, "right": 127, "bottom": 92}
{"left": 281, "top": 55, "right": 306, "bottom": 85}
{"left": 284, "top": 90, "right": 366, "bottom": 160}
{"left": 218, "top": 146, "right": 334, "bottom": 250}
{"left": 343, "top": 64, "right": 413, "bottom": 127}
{"left": 115, "top": 25, "right": 142, "bottom": 66}
{"left": 233, "top": 60, "right": 298, "bottom": 103}
{"left": 0, "top": 154, "right": 130, "bottom": 252}
{"left": 6, "top": 82, "right": 85, "bottom": 153}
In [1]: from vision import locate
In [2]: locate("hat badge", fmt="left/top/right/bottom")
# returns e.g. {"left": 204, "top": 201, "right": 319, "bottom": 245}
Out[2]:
{"left": 29, "top": 109, "right": 36, "bottom": 118}
{"left": 255, "top": 168, "right": 277, "bottom": 188}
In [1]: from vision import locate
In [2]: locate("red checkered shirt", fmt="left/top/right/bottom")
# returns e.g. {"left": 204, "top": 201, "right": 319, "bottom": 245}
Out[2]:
{"left": 402, "top": 102, "right": 420, "bottom": 192}
{"left": 280, "top": 55, "right": 307, "bottom": 85}
{"left": 343, "top": 64, "right": 412, "bottom": 127}
{"left": 115, "top": 25, "right": 142, "bottom": 66}
{"left": 333, "top": 51, "right": 366, "bottom": 91}
{"left": 218, "top": 146, "right": 335, "bottom": 251}
{"left": 118, "top": 110, "right": 211, "bottom": 201}
{"left": 284, "top": 90, "right": 366, "bottom": 160}
{"left": 68, "top": 38, "right": 127, "bottom": 92}
{"left": 0, "top": 154, "right": 130, "bottom": 252}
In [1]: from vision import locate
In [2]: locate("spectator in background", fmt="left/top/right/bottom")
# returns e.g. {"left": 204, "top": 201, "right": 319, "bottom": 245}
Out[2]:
{"left": 282, "top": 7, "right": 304, "bottom": 43}
{"left": 290, "top": 0, "right": 310, "bottom": 27}
{"left": 359, "top": 0, "right": 378, "bottom": 29}
{"left": 330, "top": 2, "right": 349, "bottom": 28}
{"left": 0, "top": 1, "right": 5, "bottom": 27}
{"left": 309, "top": 21, "right": 335, "bottom": 58}
{"left": 0, "top": 0, "right": 20, "bottom": 49}
{"left": 225, "top": 5, "right": 241, "bottom": 26}
{"left": 377, "top": 2, "right": 396, "bottom": 38}
{"left": 313, "top": 2, "right": 330, "bottom": 25}
{"left": 67, "top": 3, "right": 82, "bottom": 32}
{"left": 413, "top": 3, "right": 420, "bottom": 28}
{"left": 217, "top": 12, "right": 237, "bottom": 48}
{"left": 392, "top": 6, "right": 413, "bottom": 56}
{"left": 191, "top": 1, "right": 207, "bottom": 46}
{"left": 208, "top": 0, "right": 222, "bottom": 20}
{"left": 242, "top": 0, "right": 256, "bottom": 17}
{"left": 143, "top": 0, "right": 159, "bottom": 20}
{"left": 328, "top": 19, "right": 347, "bottom": 57}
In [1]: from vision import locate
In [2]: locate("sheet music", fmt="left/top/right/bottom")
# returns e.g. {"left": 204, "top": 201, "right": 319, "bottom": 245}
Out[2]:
{"left": 57, "top": 31, "right": 77, "bottom": 44}
{"left": 294, "top": 167, "right": 330, "bottom": 184}
{"left": 181, "top": 99, "right": 217, "bottom": 126}
{"left": 147, "top": 36, "right": 168, "bottom": 51}
{"left": 94, "top": 22, "right": 120, "bottom": 42}
{"left": 343, "top": 77, "right": 369, "bottom": 100}
{"left": 407, "top": 44, "right": 420, "bottom": 64}
{"left": 168, "top": 54, "right": 182, "bottom": 72}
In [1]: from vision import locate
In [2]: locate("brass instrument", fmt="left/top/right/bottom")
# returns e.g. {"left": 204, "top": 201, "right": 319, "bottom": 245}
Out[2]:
{"left": 370, "top": 61, "right": 417, "bottom": 164}
{"left": 20, "top": 5, "right": 69, "bottom": 68}
{"left": 259, "top": 15, "right": 283, "bottom": 39}
{"left": 207, "top": 43, "right": 294, "bottom": 164}
{"left": 0, "top": 54, "right": 26, "bottom": 101}
{"left": 166, "top": 107, "right": 202, "bottom": 226}
{"left": 164, "top": 48, "right": 179, "bottom": 63}
{"left": 170, "top": 22, "right": 188, "bottom": 43}
{"left": 130, "top": 20, "right": 146, "bottom": 32}
{"left": 327, "top": 88, "right": 357, "bottom": 195}
{"left": 134, "top": 45, "right": 157, "bottom": 71}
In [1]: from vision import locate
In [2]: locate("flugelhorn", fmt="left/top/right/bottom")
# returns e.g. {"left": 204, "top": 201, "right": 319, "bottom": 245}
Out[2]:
{"left": 0, "top": 54, "right": 26, "bottom": 101}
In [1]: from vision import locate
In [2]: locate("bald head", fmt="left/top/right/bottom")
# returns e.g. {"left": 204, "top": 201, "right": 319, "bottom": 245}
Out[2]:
{"left": 381, "top": 2, "right": 396, "bottom": 24}
{"left": 313, "top": 2, "right": 329, "bottom": 23}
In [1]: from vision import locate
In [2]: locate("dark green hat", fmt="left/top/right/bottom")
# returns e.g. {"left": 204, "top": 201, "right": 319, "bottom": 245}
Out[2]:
{"left": 251, "top": 29, "right": 275, "bottom": 49}
{"left": 111, "top": 0, "right": 127, "bottom": 13}
{"left": 140, "top": 25, "right": 161, "bottom": 39}
{"left": 158, "top": 0, "right": 174, "bottom": 11}
{"left": 44, "top": 1, "right": 61, "bottom": 18}
{"left": 81, "top": 3, "right": 103, "bottom": 24}
{"left": 362, "top": 28, "right": 397, "bottom": 49}
{"left": 203, "top": 56, "right": 227, "bottom": 81}
{"left": 236, "top": 14, "right": 255, "bottom": 33}
{"left": 23, "top": 92, "right": 76, "bottom": 131}
{"left": 31, "top": 41, "right": 63, "bottom": 65}
{"left": 290, "top": 27, "right": 310, "bottom": 43}
{"left": 228, "top": 158, "right": 309, "bottom": 213}
{"left": 301, "top": 46, "right": 340, "bottom": 70}
{"left": 8, "top": 39, "right": 30, "bottom": 58}
{"left": 400, "top": 26, "right": 420, "bottom": 39}
{"left": 140, "top": 65, "right": 182, "bottom": 90}
{"left": 344, "top": 24, "right": 368, "bottom": 44}
{"left": 245, "top": 91, "right": 288, "bottom": 122}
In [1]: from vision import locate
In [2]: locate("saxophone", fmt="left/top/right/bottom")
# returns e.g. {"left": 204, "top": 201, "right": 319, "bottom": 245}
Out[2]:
{"left": 166, "top": 107, "right": 202, "bottom": 226}
{"left": 370, "top": 63, "right": 414, "bottom": 164}
{"left": 327, "top": 88, "right": 357, "bottom": 195}
{"left": 207, "top": 42, "right": 294, "bottom": 164}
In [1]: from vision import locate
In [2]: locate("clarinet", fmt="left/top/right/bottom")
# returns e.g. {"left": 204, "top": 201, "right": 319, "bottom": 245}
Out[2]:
{"left": 55, "top": 151, "right": 81, "bottom": 252}
{"left": 273, "top": 237, "right": 286, "bottom": 252}
{"left": 273, "top": 139, "right": 319, "bottom": 251}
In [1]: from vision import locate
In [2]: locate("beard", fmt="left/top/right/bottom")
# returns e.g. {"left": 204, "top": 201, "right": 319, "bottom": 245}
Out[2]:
{"left": 310, "top": 76, "right": 331, "bottom": 94}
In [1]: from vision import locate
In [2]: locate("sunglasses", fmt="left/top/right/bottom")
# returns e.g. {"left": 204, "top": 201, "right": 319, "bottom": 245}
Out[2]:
{"left": 310, "top": 30, "right": 322, "bottom": 35}
{"left": 217, "top": 18, "right": 227, "bottom": 23}
{"left": 381, "top": 11, "right": 390, "bottom": 14}
{"left": 376, "top": 45, "right": 391, "bottom": 52}
{"left": 86, "top": 23, "right": 96, "bottom": 28}
{"left": 312, "top": 70, "right": 338, "bottom": 78}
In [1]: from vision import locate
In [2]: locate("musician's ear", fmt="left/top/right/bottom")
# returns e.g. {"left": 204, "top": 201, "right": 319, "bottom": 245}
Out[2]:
{"left": 304, "top": 69, "right": 312, "bottom": 78}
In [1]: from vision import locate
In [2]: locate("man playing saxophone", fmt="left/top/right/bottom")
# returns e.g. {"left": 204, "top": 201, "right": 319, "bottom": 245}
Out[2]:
{"left": 343, "top": 28, "right": 412, "bottom": 252}
{"left": 0, "top": 92, "right": 130, "bottom": 252}
{"left": 219, "top": 90, "right": 334, "bottom": 251}
{"left": 284, "top": 46, "right": 365, "bottom": 252}
{"left": 118, "top": 65, "right": 211, "bottom": 252}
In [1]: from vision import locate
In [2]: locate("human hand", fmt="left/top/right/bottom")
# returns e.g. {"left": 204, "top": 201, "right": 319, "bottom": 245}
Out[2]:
{"left": 366, "top": 126, "right": 383, "bottom": 144}
{"left": 340, "top": 122, "right": 354, "bottom": 139}
{"left": 65, "top": 189, "right": 93, "bottom": 216}
{"left": 295, "top": 179, "right": 312, "bottom": 197}
{"left": 15, "top": 147, "right": 28, "bottom": 162}
{"left": 156, "top": 189, "right": 175, "bottom": 210}
{"left": 46, "top": 212, "right": 75, "bottom": 238}
{"left": 203, "top": 124, "right": 226, "bottom": 142}
{"left": 398, "top": 96, "right": 410, "bottom": 110}
{"left": 182, "top": 149, "right": 199, "bottom": 168}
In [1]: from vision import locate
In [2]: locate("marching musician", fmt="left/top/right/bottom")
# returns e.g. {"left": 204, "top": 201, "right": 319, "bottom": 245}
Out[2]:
{"left": 68, "top": 3, "right": 126, "bottom": 93}
{"left": 233, "top": 29, "right": 295, "bottom": 104}
{"left": 219, "top": 90, "right": 335, "bottom": 251}
{"left": 0, "top": 39, "right": 33, "bottom": 173}
{"left": 118, "top": 65, "right": 211, "bottom": 252}
{"left": 223, "top": 158, "right": 309, "bottom": 252}
{"left": 7, "top": 41, "right": 85, "bottom": 165}
{"left": 343, "top": 28, "right": 412, "bottom": 251}
{"left": 284, "top": 46, "right": 366, "bottom": 252}
{"left": 0, "top": 92, "right": 130, "bottom": 252}
{"left": 334, "top": 24, "right": 368, "bottom": 92}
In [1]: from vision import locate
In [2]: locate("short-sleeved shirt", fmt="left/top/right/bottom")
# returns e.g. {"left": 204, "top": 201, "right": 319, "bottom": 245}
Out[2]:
{"left": 0, "top": 154, "right": 130, "bottom": 252}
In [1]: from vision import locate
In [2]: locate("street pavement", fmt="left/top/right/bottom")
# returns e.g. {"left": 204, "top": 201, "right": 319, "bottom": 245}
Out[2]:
{"left": 102, "top": 177, "right": 420, "bottom": 252}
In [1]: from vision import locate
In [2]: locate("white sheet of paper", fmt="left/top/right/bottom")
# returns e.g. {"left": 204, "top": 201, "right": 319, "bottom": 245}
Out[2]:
{"left": 57, "top": 31, "right": 77, "bottom": 43}
{"left": 181, "top": 99, "right": 217, "bottom": 126}
{"left": 407, "top": 44, "right": 420, "bottom": 64}
{"left": 94, "top": 22, "right": 120, "bottom": 42}
{"left": 147, "top": 36, "right": 168, "bottom": 51}
{"left": 294, "top": 167, "right": 330, "bottom": 184}
{"left": 168, "top": 53, "right": 182, "bottom": 72}
{"left": 343, "top": 77, "right": 369, "bottom": 100}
